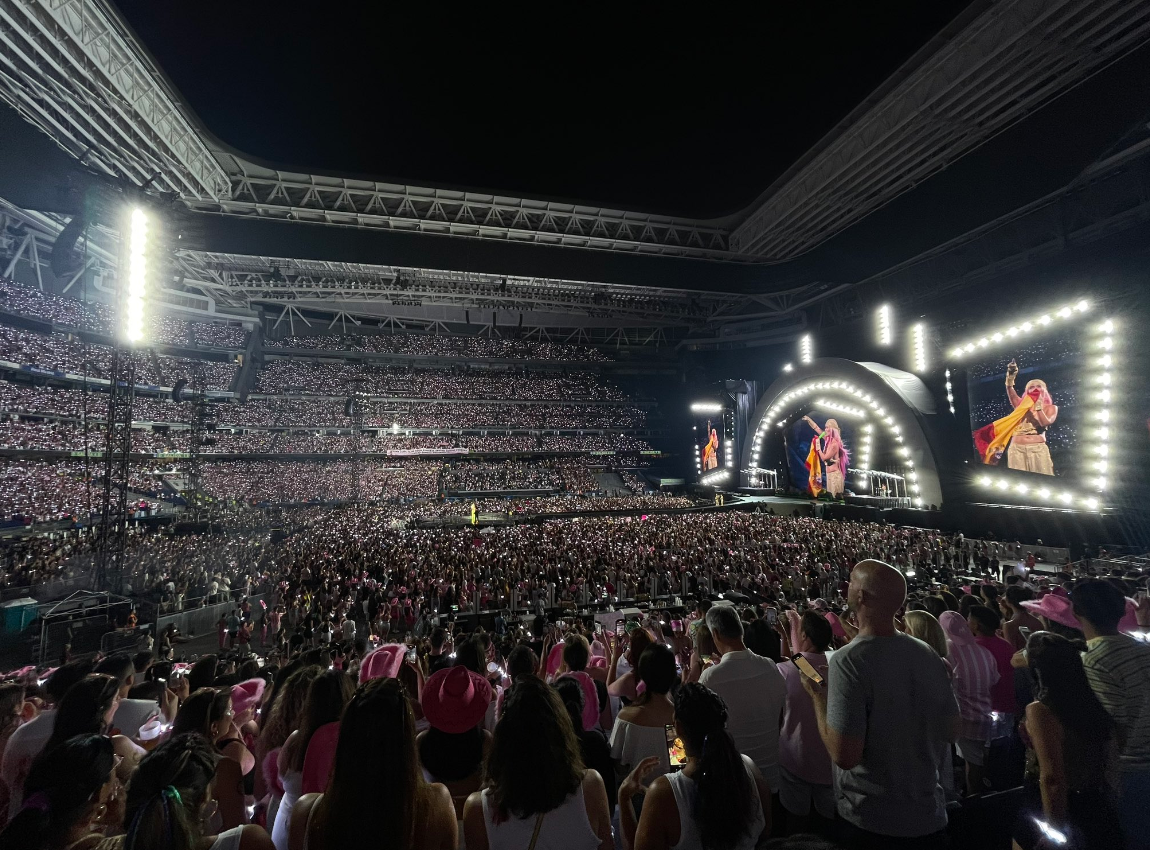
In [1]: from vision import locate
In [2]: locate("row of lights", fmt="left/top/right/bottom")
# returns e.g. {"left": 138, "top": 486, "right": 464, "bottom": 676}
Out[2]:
{"left": 124, "top": 207, "right": 152, "bottom": 344}
{"left": 749, "top": 379, "right": 922, "bottom": 506}
{"left": 975, "top": 475, "right": 1099, "bottom": 511}
{"left": 877, "top": 305, "right": 892, "bottom": 346}
{"left": 944, "top": 369, "right": 955, "bottom": 414}
{"left": 858, "top": 424, "right": 872, "bottom": 472}
{"left": 800, "top": 335, "right": 813, "bottom": 365}
{"left": 1092, "top": 319, "right": 1114, "bottom": 494}
{"left": 948, "top": 300, "right": 1090, "bottom": 359}
{"left": 700, "top": 469, "right": 731, "bottom": 486}
{"left": 813, "top": 398, "right": 868, "bottom": 419}
{"left": 912, "top": 324, "right": 928, "bottom": 373}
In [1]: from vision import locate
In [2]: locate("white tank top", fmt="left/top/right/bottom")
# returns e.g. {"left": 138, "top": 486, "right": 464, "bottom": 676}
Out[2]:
{"left": 209, "top": 826, "right": 245, "bottom": 850}
{"left": 665, "top": 756, "right": 764, "bottom": 850}
{"left": 480, "top": 781, "right": 600, "bottom": 850}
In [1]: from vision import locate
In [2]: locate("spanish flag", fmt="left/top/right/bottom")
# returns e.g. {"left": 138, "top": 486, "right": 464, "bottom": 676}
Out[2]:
{"left": 973, "top": 392, "right": 1037, "bottom": 465}
{"left": 806, "top": 437, "right": 823, "bottom": 497}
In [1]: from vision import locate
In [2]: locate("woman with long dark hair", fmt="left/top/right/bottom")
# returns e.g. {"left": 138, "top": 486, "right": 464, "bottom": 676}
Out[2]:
{"left": 1011, "top": 632, "right": 1121, "bottom": 850}
{"left": 44, "top": 674, "right": 142, "bottom": 785}
{"left": 171, "top": 688, "right": 246, "bottom": 829}
{"left": 463, "top": 675, "right": 612, "bottom": 850}
{"left": 270, "top": 671, "right": 353, "bottom": 850}
{"left": 620, "top": 683, "right": 769, "bottom": 850}
{"left": 0, "top": 735, "right": 118, "bottom": 850}
{"left": 119, "top": 733, "right": 272, "bottom": 850}
{"left": 288, "top": 678, "right": 456, "bottom": 850}
{"left": 255, "top": 666, "right": 321, "bottom": 824}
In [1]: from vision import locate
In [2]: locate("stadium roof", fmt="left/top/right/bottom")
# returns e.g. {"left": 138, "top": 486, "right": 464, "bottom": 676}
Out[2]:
{"left": 2, "top": 0, "right": 1150, "bottom": 343}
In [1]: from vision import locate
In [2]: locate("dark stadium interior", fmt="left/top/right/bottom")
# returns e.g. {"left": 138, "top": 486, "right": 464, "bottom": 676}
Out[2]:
{"left": 0, "top": 3, "right": 1149, "bottom": 850}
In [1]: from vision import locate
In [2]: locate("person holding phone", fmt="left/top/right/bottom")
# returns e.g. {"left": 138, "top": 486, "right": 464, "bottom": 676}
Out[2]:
{"left": 800, "top": 560, "right": 959, "bottom": 849}
{"left": 618, "top": 683, "right": 770, "bottom": 850}
{"left": 776, "top": 612, "right": 836, "bottom": 832}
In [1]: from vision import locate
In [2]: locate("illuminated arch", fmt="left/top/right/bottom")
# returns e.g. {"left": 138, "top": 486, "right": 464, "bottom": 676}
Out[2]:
{"left": 742, "top": 358, "right": 943, "bottom": 506}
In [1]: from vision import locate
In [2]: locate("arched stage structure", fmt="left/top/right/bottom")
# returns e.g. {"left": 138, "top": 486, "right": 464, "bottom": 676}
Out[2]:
{"left": 741, "top": 359, "right": 944, "bottom": 507}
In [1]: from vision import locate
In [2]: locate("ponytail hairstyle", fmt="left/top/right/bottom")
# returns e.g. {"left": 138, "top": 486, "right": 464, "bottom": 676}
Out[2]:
{"left": 122, "top": 733, "right": 219, "bottom": 850}
{"left": 673, "top": 683, "right": 756, "bottom": 850}
{"left": 44, "top": 673, "right": 120, "bottom": 753}
{"left": 0, "top": 734, "right": 114, "bottom": 850}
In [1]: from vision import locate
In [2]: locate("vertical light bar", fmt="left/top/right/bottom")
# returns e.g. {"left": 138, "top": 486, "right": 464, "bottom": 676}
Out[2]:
{"left": 912, "top": 323, "right": 927, "bottom": 372}
{"left": 800, "top": 334, "right": 813, "bottom": 365}
{"left": 125, "top": 206, "right": 150, "bottom": 345}
{"left": 1094, "top": 318, "right": 1114, "bottom": 493}
{"left": 876, "top": 304, "right": 892, "bottom": 346}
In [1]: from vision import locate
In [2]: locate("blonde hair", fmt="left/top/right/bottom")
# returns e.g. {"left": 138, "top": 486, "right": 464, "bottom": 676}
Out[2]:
{"left": 904, "top": 610, "right": 948, "bottom": 659}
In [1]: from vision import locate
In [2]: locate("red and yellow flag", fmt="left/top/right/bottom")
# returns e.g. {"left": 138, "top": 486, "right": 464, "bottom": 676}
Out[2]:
{"left": 805, "top": 437, "right": 823, "bottom": 497}
{"left": 973, "top": 393, "right": 1037, "bottom": 464}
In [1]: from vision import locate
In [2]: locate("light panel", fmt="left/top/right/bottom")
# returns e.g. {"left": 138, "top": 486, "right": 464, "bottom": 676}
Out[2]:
{"left": 800, "top": 334, "right": 813, "bottom": 365}
{"left": 876, "top": 304, "right": 892, "bottom": 346}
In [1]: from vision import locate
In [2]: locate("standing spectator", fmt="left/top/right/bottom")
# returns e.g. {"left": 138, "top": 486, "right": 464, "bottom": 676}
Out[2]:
{"left": 553, "top": 678, "right": 615, "bottom": 811}
{"left": 940, "top": 609, "right": 999, "bottom": 796}
{"left": 967, "top": 605, "right": 1016, "bottom": 727}
{"left": 1071, "top": 578, "right": 1150, "bottom": 850}
{"left": 289, "top": 678, "right": 457, "bottom": 850}
{"left": 699, "top": 605, "right": 786, "bottom": 792}
{"left": 462, "top": 676, "right": 612, "bottom": 850}
{"left": 776, "top": 611, "right": 835, "bottom": 831}
{"left": 1011, "top": 632, "right": 1122, "bottom": 850}
{"left": 618, "top": 683, "right": 770, "bottom": 850}
{"left": 999, "top": 587, "right": 1042, "bottom": 650}
{"left": 802, "top": 560, "right": 958, "bottom": 850}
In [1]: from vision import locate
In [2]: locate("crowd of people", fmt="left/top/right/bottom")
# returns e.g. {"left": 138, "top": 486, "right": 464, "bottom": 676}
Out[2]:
{"left": 255, "top": 359, "right": 631, "bottom": 400}
{"left": 265, "top": 332, "right": 613, "bottom": 362}
{"left": 0, "top": 504, "right": 1145, "bottom": 849}
{"left": 0, "top": 277, "right": 248, "bottom": 348}
{"left": 0, "top": 327, "right": 238, "bottom": 390}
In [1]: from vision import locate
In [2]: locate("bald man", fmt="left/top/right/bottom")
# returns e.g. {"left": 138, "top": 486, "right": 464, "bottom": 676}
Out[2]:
{"left": 801, "top": 560, "right": 959, "bottom": 850}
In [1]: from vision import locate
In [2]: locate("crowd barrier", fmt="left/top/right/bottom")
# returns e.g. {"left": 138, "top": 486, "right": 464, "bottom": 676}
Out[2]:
{"left": 155, "top": 592, "right": 267, "bottom": 640}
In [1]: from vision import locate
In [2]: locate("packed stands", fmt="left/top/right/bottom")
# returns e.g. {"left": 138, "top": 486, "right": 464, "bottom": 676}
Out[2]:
{"left": 265, "top": 332, "right": 612, "bottom": 361}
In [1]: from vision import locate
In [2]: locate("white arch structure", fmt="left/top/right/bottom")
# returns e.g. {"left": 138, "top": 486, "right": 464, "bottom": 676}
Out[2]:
{"left": 741, "top": 359, "right": 943, "bottom": 507}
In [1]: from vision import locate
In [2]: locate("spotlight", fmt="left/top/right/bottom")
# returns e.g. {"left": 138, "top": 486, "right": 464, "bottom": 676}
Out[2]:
{"left": 1101, "top": 319, "right": 1114, "bottom": 333}
{"left": 1075, "top": 300, "right": 1090, "bottom": 312}
{"left": 800, "top": 335, "right": 813, "bottom": 365}
{"left": 782, "top": 363, "right": 793, "bottom": 372}
{"left": 124, "top": 206, "right": 154, "bottom": 345}
{"left": 912, "top": 324, "right": 927, "bottom": 373}
{"left": 876, "top": 305, "right": 892, "bottom": 346}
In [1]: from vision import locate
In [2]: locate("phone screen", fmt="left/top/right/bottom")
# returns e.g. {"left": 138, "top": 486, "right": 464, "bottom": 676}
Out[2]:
{"left": 665, "top": 724, "right": 687, "bottom": 771}
{"left": 1018, "top": 626, "right": 1032, "bottom": 642}
{"left": 791, "top": 653, "right": 825, "bottom": 686}
{"left": 594, "top": 623, "right": 603, "bottom": 635}
{"left": 615, "top": 619, "right": 625, "bottom": 637}
{"left": 406, "top": 647, "right": 417, "bottom": 664}
{"left": 765, "top": 608, "right": 778, "bottom": 626}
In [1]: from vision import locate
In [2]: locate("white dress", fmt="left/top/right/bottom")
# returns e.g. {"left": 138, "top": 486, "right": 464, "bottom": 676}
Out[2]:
{"left": 608, "top": 717, "right": 670, "bottom": 782}
{"left": 270, "top": 766, "right": 303, "bottom": 850}
{"left": 210, "top": 826, "right": 245, "bottom": 850}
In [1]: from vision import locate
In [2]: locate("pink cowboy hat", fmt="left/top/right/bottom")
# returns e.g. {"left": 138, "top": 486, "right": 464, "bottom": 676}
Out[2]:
{"left": 231, "top": 678, "right": 266, "bottom": 716}
{"left": 359, "top": 645, "right": 406, "bottom": 683}
{"left": 422, "top": 666, "right": 491, "bottom": 735}
{"left": 1021, "top": 594, "right": 1082, "bottom": 631}
{"left": 301, "top": 720, "right": 341, "bottom": 794}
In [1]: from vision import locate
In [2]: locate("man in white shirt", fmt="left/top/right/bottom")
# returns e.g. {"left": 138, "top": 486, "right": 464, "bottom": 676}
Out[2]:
{"left": 699, "top": 604, "right": 787, "bottom": 791}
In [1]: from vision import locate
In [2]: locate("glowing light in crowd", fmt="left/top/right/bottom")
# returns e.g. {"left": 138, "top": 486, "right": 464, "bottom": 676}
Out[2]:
{"left": 800, "top": 335, "right": 813, "bottom": 365}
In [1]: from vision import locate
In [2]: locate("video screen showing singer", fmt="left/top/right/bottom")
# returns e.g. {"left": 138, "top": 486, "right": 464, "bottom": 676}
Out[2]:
{"left": 973, "top": 358, "right": 1059, "bottom": 474}
{"left": 701, "top": 420, "right": 720, "bottom": 471}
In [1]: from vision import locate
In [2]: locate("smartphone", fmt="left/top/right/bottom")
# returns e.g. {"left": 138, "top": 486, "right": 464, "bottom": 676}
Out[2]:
{"left": 594, "top": 623, "right": 603, "bottom": 636}
{"left": 615, "top": 619, "right": 625, "bottom": 637}
{"left": 665, "top": 724, "right": 687, "bottom": 771}
{"left": 1018, "top": 626, "right": 1032, "bottom": 642}
{"left": 765, "top": 608, "right": 778, "bottom": 626}
{"left": 791, "top": 653, "right": 825, "bottom": 686}
{"left": 405, "top": 647, "right": 417, "bottom": 664}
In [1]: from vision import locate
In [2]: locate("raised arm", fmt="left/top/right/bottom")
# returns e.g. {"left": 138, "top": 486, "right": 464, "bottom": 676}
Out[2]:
{"left": 1005, "top": 359, "right": 1022, "bottom": 408}
{"left": 802, "top": 416, "right": 822, "bottom": 435}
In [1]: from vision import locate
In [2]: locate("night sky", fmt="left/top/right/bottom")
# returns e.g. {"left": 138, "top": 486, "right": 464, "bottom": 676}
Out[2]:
{"left": 113, "top": 1, "right": 972, "bottom": 217}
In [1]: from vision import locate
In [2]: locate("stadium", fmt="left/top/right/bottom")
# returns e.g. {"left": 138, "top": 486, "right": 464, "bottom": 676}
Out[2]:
{"left": 0, "top": 2, "right": 1148, "bottom": 849}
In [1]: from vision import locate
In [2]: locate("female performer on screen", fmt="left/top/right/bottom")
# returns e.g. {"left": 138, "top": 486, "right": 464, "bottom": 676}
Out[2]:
{"left": 701, "top": 422, "right": 719, "bottom": 471}
{"left": 973, "top": 359, "right": 1058, "bottom": 475}
{"left": 802, "top": 415, "right": 848, "bottom": 497}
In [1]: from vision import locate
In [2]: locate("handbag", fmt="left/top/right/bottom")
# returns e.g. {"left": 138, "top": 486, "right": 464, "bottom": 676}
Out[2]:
{"left": 527, "top": 812, "right": 546, "bottom": 850}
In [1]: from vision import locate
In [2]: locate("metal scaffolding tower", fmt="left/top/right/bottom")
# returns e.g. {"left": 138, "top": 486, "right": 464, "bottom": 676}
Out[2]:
{"left": 346, "top": 378, "right": 366, "bottom": 503}
{"left": 93, "top": 348, "right": 136, "bottom": 594}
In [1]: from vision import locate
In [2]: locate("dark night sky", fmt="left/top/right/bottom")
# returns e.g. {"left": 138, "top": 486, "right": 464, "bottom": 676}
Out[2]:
{"left": 113, "top": 2, "right": 972, "bottom": 218}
